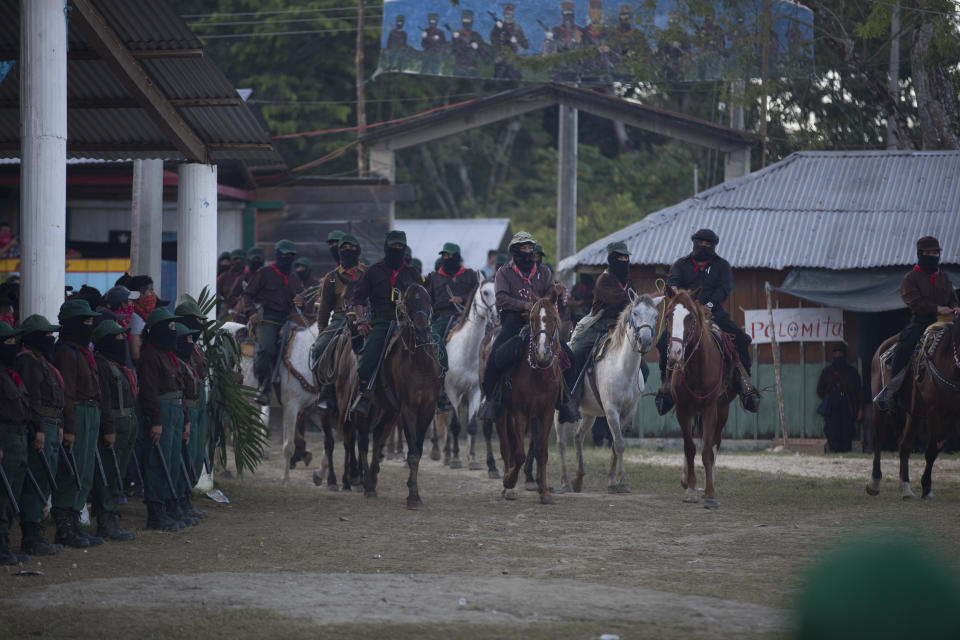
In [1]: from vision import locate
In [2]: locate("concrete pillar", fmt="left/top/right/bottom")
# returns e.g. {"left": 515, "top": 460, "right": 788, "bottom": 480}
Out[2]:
{"left": 19, "top": 0, "right": 67, "bottom": 322}
{"left": 129, "top": 158, "right": 163, "bottom": 279}
{"left": 369, "top": 146, "right": 396, "bottom": 228}
{"left": 556, "top": 105, "right": 577, "bottom": 286}
{"left": 724, "top": 147, "right": 751, "bottom": 182}
{"left": 176, "top": 163, "right": 217, "bottom": 303}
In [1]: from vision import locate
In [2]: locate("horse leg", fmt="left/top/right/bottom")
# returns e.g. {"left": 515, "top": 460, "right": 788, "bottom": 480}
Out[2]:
{"left": 865, "top": 408, "right": 884, "bottom": 495}
{"left": 555, "top": 418, "right": 570, "bottom": 493}
{"left": 607, "top": 409, "right": 630, "bottom": 493}
{"left": 502, "top": 413, "right": 526, "bottom": 500}
{"left": 524, "top": 420, "right": 538, "bottom": 491}
{"left": 678, "top": 410, "right": 699, "bottom": 503}
{"left": 484, "top": 416, "right": 500, "bottom": 479}
{"left": 920, "top": 407, "right": 942, "bottom": 500}
{"left": 572, "top": 417, "right": 587, "bottom": 493}
{"left": 898, "top": 409, "right": 918, "bottom": 499}
{"left": 364, "top": 416, "right": 387, "bottom": 498}
{"left": 536, "top": 413, "right": 555, "bottom": 505}
{"left": 315, "top": 411, "right": 338, "bottom": 490}
{"left": 356, "top": 426, "right": 370, "bottom": 494}
{"left": 438, "top": 410, "right": 452, "bottom": 466}
{"left": 405, "top": 407, "right": 429, "bottom": 510}
{"left": 429, "top": 415, "right": 441, "bottom": 461}
{"left": 449, "top": 409, "right": 462, "bottom": 469}
{"left": 495, "top": 412, "right": 513, "bottom": 492}
{"left": 281, "top": 405, "right": 297, "bottom": 485}
{"left": 701, "top": 405, "right": 720, "bottom": 509}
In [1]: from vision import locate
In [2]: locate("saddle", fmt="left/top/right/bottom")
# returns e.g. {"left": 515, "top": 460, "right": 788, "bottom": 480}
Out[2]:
{"left": 708, "top": 322, "right": 740, "bottom": 368}
{"left": 494, "top": 325, "right": 530, "bottom": 371}
{"left": 878, "top": 321, "right": 951, "bottom": 386}
{"left": 314, "top": 328, "right": 350, "bottom": 388}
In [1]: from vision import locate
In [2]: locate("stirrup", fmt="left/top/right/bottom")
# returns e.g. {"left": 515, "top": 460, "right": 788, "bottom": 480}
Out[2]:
{"left": 655, "top": 387, "right": 674, "bottom": 416}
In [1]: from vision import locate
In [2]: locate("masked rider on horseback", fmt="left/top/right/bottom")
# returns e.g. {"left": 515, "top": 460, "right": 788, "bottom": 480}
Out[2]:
{"left": 875, "top": 236, "right": 960, "bottom": 410}
{"left": 655, "top": 228, "right": 760, "bottom": 415}
{"left": 480, "top": 231, "right": 581, "bottom": 423}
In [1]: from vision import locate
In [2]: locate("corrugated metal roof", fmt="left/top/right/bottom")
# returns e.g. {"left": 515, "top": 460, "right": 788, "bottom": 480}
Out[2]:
{"left": 558, "top": 151, "right": 960, "bottom": 273}
{"left": 0, "top": 0, "right": 283, "bottom": 171}
{"left": 394, "top": 218, "right": 512, "bottom": 272}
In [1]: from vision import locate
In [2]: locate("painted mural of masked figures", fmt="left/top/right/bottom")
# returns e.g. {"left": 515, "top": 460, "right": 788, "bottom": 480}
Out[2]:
{"left": 581, "top": 0, "right": 615, "bottom": 81}
{"left": 693, "top": 11, "right": 725, "bottom": 80}
{"left": 611, "top": 4, "right": 650, "bottom": 79}
{"left": 655, "top": 8, "right": 692, "bottom": 108}
{"left": 489, "top": 3, "right": 529, "bottom": 80}
{"left": 551, "top": 1, "right": 583, "bottom": 53}
{"left": 451, "top": 9, "right": 486, "bottom": 75}
{"left": 420, "top": 12, "right": 447, "bottom": 75}
{"left": 384, "top": 14, "right": 413, "bottom": 71}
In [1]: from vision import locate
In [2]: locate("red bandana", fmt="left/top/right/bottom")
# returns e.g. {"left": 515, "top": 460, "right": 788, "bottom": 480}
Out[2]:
{"left": 120, "top": 364, "right": 138, "bottom": 397}
{"left": 5, "top": 369, "right": 21, "bottom": 388}
{"left": 691, "top": 258, "right": 713, "bottom": 273}
{"left": 512, "top": 263, "right": 538, "bottom": 286}
{"left": 271, "top": 263, "right": 288, "bottom": 287}
{"left": 439, "top": 267, "right": 467, "bottom": 279}
{"left": 76, "top": 346, "right": 96, "bottom": 371}
{"left": 913, "top": 264, "right": 940, "bottom": 284}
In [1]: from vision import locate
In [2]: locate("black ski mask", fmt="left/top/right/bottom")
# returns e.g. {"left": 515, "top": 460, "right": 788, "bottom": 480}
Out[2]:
{"left": 146, "top": 322, "right": 177, "bottom": 352}
{"left": 917, "top": 254, "right": 940, "bottom": 273}
{"left": 0, "top": 341, "right": 17, "bottom": 366}
{"left": 177, "top": 336, "right": 195, "bottom": 362}
{"left": 832, "top": 355, "right": 846, "bottom": 367}
{"left": 23, "top": 333, "right": 55, "bottom": 360}
{"left": 329, "top": 244, "right": 341, "bottom": 265}
{"left": 384, "top": 245, "right": 406, "bottom": 270}
{"left": 181, "top": 316, "right": 204, "bottom": 334}
{"left": 340, "top": 247, "right": 360, "bottom": 268}
{"left": 249, "top": 259, "right": 264, "bottom": 274}
{"left": 608, "top": 255, "right": 629, "bottom": 282}
{"left": 96, "top": 336, "right": 127, "bottom": 364}
{"left": 275, "top": 251, "right": 294, "bottom": 275}
{"left": 60, "top": 317, "right": 94, "bottom": 344}
{"left": 692, "top": 244, "right": 715, "bottom": 261}
{"left": 442, "top": 255, "right": 461, "bottom": 274}
{"left": 230, "top": 260, "right": 245, "bottom": 275}
{"left": 510, "top": 245, "right": 535, "bottom": 271}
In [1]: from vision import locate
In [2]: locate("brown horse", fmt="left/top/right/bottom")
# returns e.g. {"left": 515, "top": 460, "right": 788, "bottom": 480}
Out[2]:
{"left": 893, "top": 319, "right": 960, "bottom": 500}
{"left": 865, "top": 335, "right": 908, "bottom": 496}
{"left": 496, "top": 288, "right": 563, "bottom": 504}
{"left": 358, "top": 283, "right": 442, "bottom": 509}
{"left": 313, "top": 327, "right": 362, "bottom": 491}
{"left": 662, "top": 288, "right": 738, "bottom": 509}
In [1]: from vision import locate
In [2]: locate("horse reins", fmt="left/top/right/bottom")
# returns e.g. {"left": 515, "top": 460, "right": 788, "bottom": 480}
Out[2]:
{"left": 527, "top": 302, "right": 561, "bottom": 371}
{"left": 666, "top": 300, "right": 725, "bottom": 401}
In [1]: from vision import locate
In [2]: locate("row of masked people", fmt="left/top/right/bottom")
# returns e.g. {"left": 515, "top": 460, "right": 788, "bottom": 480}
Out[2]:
{"left": 0, "top": 297, "right": 212, "bottom": 565}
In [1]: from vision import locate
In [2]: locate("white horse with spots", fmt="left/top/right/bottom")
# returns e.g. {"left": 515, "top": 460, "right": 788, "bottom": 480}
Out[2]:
{"left": 556, "top": 291, "right": 662, "bottom": 493}
{"left": 223, "top": 320, "right": 319, "bottom": 484}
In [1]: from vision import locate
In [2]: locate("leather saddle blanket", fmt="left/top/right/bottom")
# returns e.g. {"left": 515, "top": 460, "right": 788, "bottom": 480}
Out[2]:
{"left": 878, "top": 321, "right": 951, "bottom": 385}
{"left": 709, "top": 322, "right": 740, "bottom": 368}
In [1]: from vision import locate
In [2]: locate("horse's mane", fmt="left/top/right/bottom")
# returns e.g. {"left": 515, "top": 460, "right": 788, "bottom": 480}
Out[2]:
{"left": 610, "top": 292, "right": 655, "bottom": 349}
{"left": 666, "top": 290, "right": 710, "bottom": 330}
{"left": 445, "top": 282, "right": 481, "bottom": 337}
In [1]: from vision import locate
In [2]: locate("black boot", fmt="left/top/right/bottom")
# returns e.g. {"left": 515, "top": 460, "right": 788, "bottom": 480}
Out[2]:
{"left": 53, "top": 507, "right": 89, "bottom": 548}
{"left": 180, "top": 495, "right": 207, "bottom": 520}
{"left": 96, "top": 511, "right": 136, "bottom": 542}
{"left": 71, "top": 511, "right": 104, "bottom": 547}
{"left": 557, "top": 383, "right": 582, "bottom": 424}
{"left": 146, "top": 501, "right": 184, "bottom": 532}
{"left": 20, "top": 522, "right": 63, "bottom": 556}
{"left": 316, "top": 384, "right": 336, "bottom": 410}
{"left": 737, "top": 368, "right": 761, "bottom": 413}
{"left": 353, "top": 385, "right": 372, "bottom": 415}
{"left": 0, "top": 534, "right": 28, "bottom": 565}
{"left": 167, "top": 499, "right": 197, "bottom": 527}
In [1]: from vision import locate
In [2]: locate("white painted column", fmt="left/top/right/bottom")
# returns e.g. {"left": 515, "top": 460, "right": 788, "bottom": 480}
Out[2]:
{"left": 369, "top": 146, "right": 396, "bottom": 228}
{"left": 556, "top": 105, "right": 578, "bottom": 286}
{"left": 176, "top": 163, "right": 217, "bottom": 303}
{"left": 129, "top": 158, "right": 164, "bottom": 279}
{"left": 20, "top": 0, "right": 67, "bottom": 322}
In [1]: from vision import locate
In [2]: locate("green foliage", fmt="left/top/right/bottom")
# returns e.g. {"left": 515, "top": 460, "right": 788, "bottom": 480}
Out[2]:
{"left": 191, "top": 287, "right": 268, "bottom": 477}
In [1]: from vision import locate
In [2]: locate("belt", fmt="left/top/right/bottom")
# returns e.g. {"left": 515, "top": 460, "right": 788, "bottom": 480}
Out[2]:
{"left": 42, "top": 416, "right": 63, "bottom": 426}
{"left": 111, "top": 407, "right": 134, "bottom": 419}
{"left": 78, "top": 399, "right": 98, "bottom": 407}
{"left": 38, "top": 406, "right": 63, "bottom": 418}
{"left": 158, "top": 391, "right": 183, "bottom": 401}
{"left": 183, "top": 398, "right": 198, "bottom": 409}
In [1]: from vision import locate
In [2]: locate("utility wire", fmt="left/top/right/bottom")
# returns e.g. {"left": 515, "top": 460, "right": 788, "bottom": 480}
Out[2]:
{"left": 197, "top": 27, "right": 382, "bottom": 39}
{"left": 183, "top": 5, "right": 384, "bottom": 19}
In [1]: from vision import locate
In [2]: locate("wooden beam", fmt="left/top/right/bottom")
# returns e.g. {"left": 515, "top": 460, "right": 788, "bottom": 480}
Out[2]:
{"left": 0, "top": 97, "right": 242, "bottom": 110}
{"left": 0, "top": 48, "right": 203, "bottom": 60}
{"left": 68, "top": 0, "right": 208, "bottom": 163}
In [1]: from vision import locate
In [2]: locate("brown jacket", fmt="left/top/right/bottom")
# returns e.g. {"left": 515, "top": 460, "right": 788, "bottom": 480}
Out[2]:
{"left": 217, "top": 270, "right": 242, "bottom": 308}
{"left": 427, "top": 268, "right": 478, "bottom": 318}
{"left": 17, "top": 346, "right": 65, "bottom": 436}
{"left": 137, "top": 344, "right": 185, "bottom": 427}
{"left": 190, "top": 345, "right": 208, "bottom": 381}
{"left": 179, "top": 357, "right": 202, "bottom": 402}
{"left": 95, "top": 354, "right": 137, "bottom": 429}
{"left": 900, "top": 267, "right": 958, "bottom": 318}
{"left": 54, "top": 339, "right": 104, "bottom": 436}
{"left": 243, "top": 264, "right": 302, "bottom": 319}
{"left": 591, "top": 270, "right": 633, "bottom": 320}
{"left": 316, "top": 264, "right": 367, "bottom": 329}
{"left": 350, "top": 261, "right": 421, "bottom": 320}
{"left": 0, "top": 368, "right": 30, "bottom": 435}
{"left": 494, "top": 261, "right": 555, "bottom": 319}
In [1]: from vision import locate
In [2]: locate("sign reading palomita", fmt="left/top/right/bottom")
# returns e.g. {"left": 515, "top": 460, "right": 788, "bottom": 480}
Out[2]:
{"left": 743, "top": 308, "right": 845, "bottom": 344}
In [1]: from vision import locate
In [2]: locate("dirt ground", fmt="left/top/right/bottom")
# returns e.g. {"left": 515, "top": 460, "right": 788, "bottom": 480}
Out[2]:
{"left": 2, "top": 430, "right": 960, "bottom": 639}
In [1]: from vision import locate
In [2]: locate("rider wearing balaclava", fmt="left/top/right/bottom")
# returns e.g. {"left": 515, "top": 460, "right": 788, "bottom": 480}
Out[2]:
{"left": 427, "top": 242, "right": 477, "bottom": 407}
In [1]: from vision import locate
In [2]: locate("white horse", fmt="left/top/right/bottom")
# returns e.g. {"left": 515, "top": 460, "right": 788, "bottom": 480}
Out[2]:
{"left": 437, "top": 281, "right": 499, "bottom": 474}
{"left": 556, "top": 291, "right": 662, "bottom": 493}
{"left": 223, "top": 320, "right": 320, "bottom": 484}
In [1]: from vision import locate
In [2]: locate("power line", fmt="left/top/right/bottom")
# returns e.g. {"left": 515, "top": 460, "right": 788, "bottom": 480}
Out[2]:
{"left": 189, "top": 12, "right": 383, "bottom": 28}
{"left": 197, "top": 27, "right": 383, "bottom": 39}
{"left": 182, "top": 5, "right": 384, "bottom": 19}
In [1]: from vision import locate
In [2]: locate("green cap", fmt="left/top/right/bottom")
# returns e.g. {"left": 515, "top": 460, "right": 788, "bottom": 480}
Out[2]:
{"left": 247, "top": 247, "right": 265, "bottom": 260}
{"left": 0, "top": 320, "right": 23, "bottom": 339}
{"left": 439, "top": 242, "right": 461, "bottom": 255}
{"left": 294, "top": 256, "right": 312, "bottom": 270}
{"left": 607, "top": 241, "right": 630, "bottom": 256}
{"left": 410, "top": 258, "right": 423, "bottom": 272}
{"left": 428, "top": 12, "right": 439, "bottom": 20}
{"left": 19, "top": 314, "right": 60, "bottom": 335}
{"left": 230, "top": 249, "right": 246, "bottom": 260}
{"left": 174, "top": 296, "right": 206, "bottom": 319}
{"left": 174, "top": 322, "right": 200, "bottom": 337}
{"left": 508, "top": 231, "right": 537, "bottom": 249}
{"left": 275, "top": 239, "right": 297, "bottom": 255}
{"left": 218, "top": 251, "right": 231, "bottom": 262}
{"left": 92, "top": 319, "right": 129, "bottom": 344}
{"left": 533, "top": 243, "right": 545, "bottom": 256}
{"left": 462, "top": 9, "right": 474, "bottom": 18}
{"left": 145, "top": 308, "right": 182, "bottom": 330}
{"left": 339, "top": 233, "right": 360, "bottom": 248}
{"left": 327, "top": 230, "right": 344, "bottom": 243}
{"left": 385, "top": 230, "right": 407, "bottom": 247}
{"left": 58, "top": 299, "right": 101, "bottom": 322}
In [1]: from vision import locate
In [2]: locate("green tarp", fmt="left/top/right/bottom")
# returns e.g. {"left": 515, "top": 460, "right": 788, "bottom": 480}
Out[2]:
{"left": 778, "top": 267, "right": 960, "bottom": 313}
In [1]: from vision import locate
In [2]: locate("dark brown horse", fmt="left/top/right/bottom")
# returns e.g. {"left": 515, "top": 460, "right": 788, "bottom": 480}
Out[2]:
{"left": 662, "top": 288, "right": 738, "bottom": 509}
{"left": 865, "top": 334, "right": 907, "bottom": 496}
{"left": 314, "top": 326, "right": 362, "bottom": 491}
{"left": 496, "top": 288, "right": 563, "bottom": 504}
{"left": 358, "top": 283, "right": 442, "bottom": 509}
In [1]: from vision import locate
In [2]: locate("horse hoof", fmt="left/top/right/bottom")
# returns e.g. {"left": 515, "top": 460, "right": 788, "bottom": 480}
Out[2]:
{"left": 524, "top": 480, "right": 538, "bottom": 492}
{"left": 682, "top": 488, "right": 700, "bottom": 503}
{"left": 407, "top": 497, "right": 424, "bottom": 510}
{"left": 349, "top": 476, "right": 362, "bottom": 486}
{"left": 615, "top": 483, "right": 631, "bottom": 494}
{"left": 327, "top": 483, "right": 340, "bottom": 492}
{"left": 342, "top": 485, "right": 352, "bottom": 492}
{"left": 540, "top": 494, "right": 555, "bottom": 505}
{"left": 364, "top": 490, "right": 377, "bottom": 499}
{"left": 303, "top": 452, "right": 313, "bottom": 467}
{"left": 443, "top": 455, "right": 451, "bottom": 467}
{"left": 469, "top": 461, "right": 483, "bottom": 471}
{"left": 900, "top": 482, "right": 915, "bottom": 500}
{"left": 450, "top": 459, "right": 463, "bottom": 470}
{"left": 921, "top": 491, "right": 933, "bottom": 501}
{"left": 558, "top": 484, "right": 572, "bottom": 494}
{"left": 487, "top": 469, "right": 500, "bottom": 479}
{"left": 429, "top": 449, "right": 441, "bottom": 461}
{"left": 312, "top": 470, "right": 324, "bottom": 486}
{"left": 865, "top": 479, "right": 881, "bottom": 496}
{"left": 550, "top": 486, "right": 567, "bottom": 495}
{"left": 502, "top": 489, "right": 517, "bottom": 501}
{"left": 703, "top": 498, "right": 719, "bottom": 510}
{"left": 571, "top": 478, "right": 583, "bottom": 493}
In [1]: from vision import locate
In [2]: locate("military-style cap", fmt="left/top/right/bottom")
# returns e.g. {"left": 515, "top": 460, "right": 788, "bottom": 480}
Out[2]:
{"left": 508, "top": 231, "right": 537, "bottom": 249}
{"left": 503, "top": 3, "right": 516, "bottom": 10}
{"left": 91, "top": 319, "right": 129, "bottom": 344}
{"left": 607, "top": 241, "right": 630, "bottom": 256}
{"left": 19, "top": 314, "right": 60, "bottom": 335}
{"left": 0, "top": 320, "right": 23, "bottom": 339}
{"left": 58, "top": 299, "right": 101, "bottom": 322}
{"left": 218, "top": 251, "right": 231, "bottom": 262}
{"left": 561, "top": 1, "right": 575, "bottom": 12}
{"left": 247, "top": 247, "right": 265, "bottom": 260}
{"left": 144, "top": 308, "right": 182, "bottom": 330}
{"left": 534, "top": 243, "right": 546, "bottom": 256}
{"left": 462, "top": 9, "right": 474, "bottom": 19}
{"left": 174, "top": 297, "right": 206, "bottom": 319}
{"left": 174, "top": 322, "right": 200, "bottom": 337}
{"left": 339, "top": 233, "right": 360, "bottom": 248}
{"left": 410, "top": 258, "right": 423, "bottom": 272}
{"left": 917, "top": 236, "right": 941, "bottom": 252}
{"left": 230, "top": 249, "right": 246, "bottom": 260}
{"left": 427, "top": 12, "right": 439, "bottom": 21}
{"left": 275, "top": 239, "right": 297, "bottom": 255}
{"left": 385, "top": 230, "right": 407, "bottom": 246}
{"left": 589, "top": 0, "right": 603, "bottom": 8}
{"left": 396, "top": 14, "right": 405, "bottom": 22}
{"left": 327, "top": 230, "right": 344, "bottom": 243}
{"left": 294, "top": 256, "right": 312, "bottom": 270}
{"left": 404, "top": 246, "right": 412, "bottom": 258}
{"left": 439, "top": 242, "right": 461, "bottom": 255}
{"left": 691, "top": 228, "right": 719, "bottom": 244}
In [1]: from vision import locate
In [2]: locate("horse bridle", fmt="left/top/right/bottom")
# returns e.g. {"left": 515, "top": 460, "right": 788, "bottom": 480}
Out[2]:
{"left": 666, "top": 300, "right": 703, "bottom": 371}
{"left": 528, "top": 303, "right": 561, "bottom": 370}
{"left": 626, "top": 311, "right": 655, "bottom": 353}
{"left": 471, "top": 287, "right": 495, "bottom": 323}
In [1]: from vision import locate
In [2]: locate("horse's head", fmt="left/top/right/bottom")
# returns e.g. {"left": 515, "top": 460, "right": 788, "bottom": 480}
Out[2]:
{"left": 529, "top": 287, "right": 562, "bottom": 368}
{"left": 398, "top": 283, "right": 433, "bottom": 344}
{"left": 623, "top": 289, "right": 663, "bottom": 353}
{"left": 663, "top": 287, "right": 705, "bottom": 368}
{"left": 475, "top": 281, "right": 497, "bottom": 325}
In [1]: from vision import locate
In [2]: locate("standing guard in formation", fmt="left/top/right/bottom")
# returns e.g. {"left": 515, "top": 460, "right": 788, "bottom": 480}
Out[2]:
{"left": 655, "top": 228, "right": 760, "bottom": 415}
{"left": 352, "top": 231, "right": 421, "bottom": 415}
{"left": 451, "top": 10, "right": 486, "bottom": 73}
{"left": 0, "top": 321, "right": 30, "bottom": 564}
{"left": 173, "top": 322, "right": 203, "bottom": 526}
{"left": 175, "top": 298, "right": 210, "bottom": 505}
{"left": 315, "top": 234, "right": 366, "bottom": 410}
{"left": 490, "top": 3, "right": 529, "bottom": 79}
{"left": 875, "top": 236, "right": 959, "bottom": 409}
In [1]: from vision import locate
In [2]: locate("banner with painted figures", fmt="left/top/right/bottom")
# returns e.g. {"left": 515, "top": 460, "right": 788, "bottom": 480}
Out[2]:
{"left": 377, "top": 0, "right": 813, "bottom": 84}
